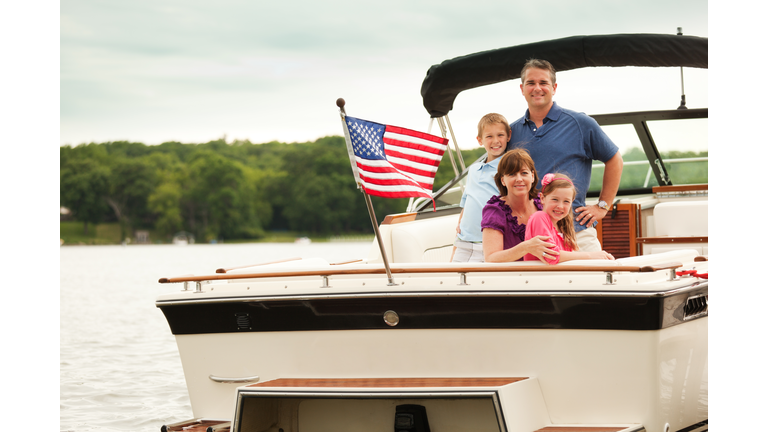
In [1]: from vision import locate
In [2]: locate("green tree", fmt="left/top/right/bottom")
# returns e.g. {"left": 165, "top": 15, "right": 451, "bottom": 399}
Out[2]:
{"left": 148, "top": 181, "right": 184, "bottom": 237}
{"left": 183, "top": 150, "right": 266, "bottom": 241}
{"left": 104, "top": 157, "right": 157, "bottom": 240}
{"left": 60, "top": 158, "right": 110, "bottom": 234}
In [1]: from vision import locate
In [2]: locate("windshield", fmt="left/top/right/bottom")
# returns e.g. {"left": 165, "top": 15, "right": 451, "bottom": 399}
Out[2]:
{"left": 589, "top": 116, "right": 708, "bottom": 192}
{"left": 418, "top": 109, "right": 708, "bottom": 212}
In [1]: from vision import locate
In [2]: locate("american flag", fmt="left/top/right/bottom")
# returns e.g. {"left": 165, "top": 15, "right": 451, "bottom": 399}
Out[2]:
{"left": 344, "top": 116, "right": 449, "bottom": 200}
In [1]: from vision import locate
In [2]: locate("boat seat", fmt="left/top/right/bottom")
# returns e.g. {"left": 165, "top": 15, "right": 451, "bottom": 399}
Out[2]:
{"left": 390, "top": 213, "right": 459, "bottom": 263}
{"left": 639, "top": 200, "right": 708, "bottom": 255}
{"left": 653, "top": 201, "right": 708, "bottom": 237}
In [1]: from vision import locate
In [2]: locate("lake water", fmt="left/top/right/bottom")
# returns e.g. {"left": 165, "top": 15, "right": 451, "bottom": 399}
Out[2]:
{"left": 60, "top": 242, "right": 372, "bottom": 431}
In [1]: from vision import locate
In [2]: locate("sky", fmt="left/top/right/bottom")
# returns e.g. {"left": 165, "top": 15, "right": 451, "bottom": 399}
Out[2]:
{"left": 58, "top": 0, "right": 710, "bottom": 151}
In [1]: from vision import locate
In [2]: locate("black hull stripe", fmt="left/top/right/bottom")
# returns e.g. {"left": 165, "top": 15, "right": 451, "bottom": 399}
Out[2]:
{"left": 158, "top": 284, "right": 707, "bottom": 335}
{"left": 677, "top": 419, "right": 708, "bottom": 432}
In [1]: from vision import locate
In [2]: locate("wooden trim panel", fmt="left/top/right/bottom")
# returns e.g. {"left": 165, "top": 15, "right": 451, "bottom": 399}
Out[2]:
{"left": 653, "top": 184, "right": 708, "bottom": 193}
{"left": 596, "top": 203, "right": 641, "bottom": 258}
{"left": 381, "top": 213, "right": 417, "bottom": 225}
{"left": 162, "top": 419, "right": 230, "bottom": 432}
{"left": 249, "top": 377, "right": 526, "bottom": 388}
{"left": 636, "top": 237, "right": 707, "bottom": 244}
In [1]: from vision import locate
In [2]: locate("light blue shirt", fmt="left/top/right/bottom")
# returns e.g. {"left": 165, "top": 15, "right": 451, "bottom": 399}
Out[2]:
{"left": 458, "top": 156, "right": 500, "bottom": 242}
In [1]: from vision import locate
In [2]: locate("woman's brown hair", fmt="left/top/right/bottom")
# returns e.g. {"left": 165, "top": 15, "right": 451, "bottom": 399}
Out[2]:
{"left": 493, "top": 148, "right": 539, "bottom": 200}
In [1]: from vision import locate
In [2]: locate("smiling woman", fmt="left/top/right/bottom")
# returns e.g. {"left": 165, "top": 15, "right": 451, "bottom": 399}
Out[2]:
{"left": 480, "top": 148, "right": 554, "bottom": 263}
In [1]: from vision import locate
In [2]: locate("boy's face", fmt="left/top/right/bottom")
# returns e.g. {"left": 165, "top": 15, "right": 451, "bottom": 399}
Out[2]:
{"left": 477, "top": 123, "right": 509, "bottom": 162}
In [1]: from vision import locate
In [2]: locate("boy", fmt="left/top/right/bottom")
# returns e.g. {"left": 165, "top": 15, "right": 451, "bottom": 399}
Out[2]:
{"left": 451, "top": 113, "right": 510, "bottom": 262}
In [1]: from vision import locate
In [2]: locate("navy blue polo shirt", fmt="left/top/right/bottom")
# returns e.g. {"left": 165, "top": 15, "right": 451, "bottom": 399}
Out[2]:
{"left": 506, "top": 102, "right": 619, "bottom": 232}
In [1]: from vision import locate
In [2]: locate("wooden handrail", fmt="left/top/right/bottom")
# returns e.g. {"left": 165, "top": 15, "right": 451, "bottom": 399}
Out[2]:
{"left": 216, "top": 257, "right": 302, "bottom": 273}
{"left": 159, "top": 262, "right": 683, "bottom": 284}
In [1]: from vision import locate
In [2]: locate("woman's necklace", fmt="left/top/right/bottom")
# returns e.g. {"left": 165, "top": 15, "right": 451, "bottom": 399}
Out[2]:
{"left": 505, "top": 196, "right": 536, "bottom": 225}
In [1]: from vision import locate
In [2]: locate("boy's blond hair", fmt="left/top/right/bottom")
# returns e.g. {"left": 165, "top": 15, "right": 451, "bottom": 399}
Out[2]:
{"left": 477, "top": 113, "right": 511, "bottom": 138}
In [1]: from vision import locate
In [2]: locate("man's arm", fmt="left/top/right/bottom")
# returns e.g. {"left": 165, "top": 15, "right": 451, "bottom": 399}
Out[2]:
{"left": 575, "top": 152, "right": 624, "bottom": 226}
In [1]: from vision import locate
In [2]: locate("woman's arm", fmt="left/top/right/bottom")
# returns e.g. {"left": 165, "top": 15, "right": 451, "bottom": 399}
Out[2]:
{"left": 483, "top": 228, "right": 558, "bottom": 263}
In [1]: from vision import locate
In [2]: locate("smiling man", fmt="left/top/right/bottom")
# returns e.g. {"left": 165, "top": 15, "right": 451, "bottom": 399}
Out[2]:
{"left": 506, "top": 59, "right": 624, "bottom": 252}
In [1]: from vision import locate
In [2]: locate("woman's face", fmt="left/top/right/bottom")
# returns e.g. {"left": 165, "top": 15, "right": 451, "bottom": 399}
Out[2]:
{"left": 501, "top": 165, "right": 534, "bottom": 198}
{"left": 541, "top": 186, "right": 575, "bottom": 222}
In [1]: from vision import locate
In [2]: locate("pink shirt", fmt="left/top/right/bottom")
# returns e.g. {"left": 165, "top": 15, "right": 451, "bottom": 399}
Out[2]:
{"left": 523, "top": 211, "right": 572, "bottom": 264}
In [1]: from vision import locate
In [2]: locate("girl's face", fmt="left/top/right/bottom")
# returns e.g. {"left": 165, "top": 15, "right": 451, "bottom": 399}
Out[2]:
{"left": 541, "top": 186, "right": 574, "bottom": 223}
{"left": 501, "top": 165, "right": 534, "bottom": 198}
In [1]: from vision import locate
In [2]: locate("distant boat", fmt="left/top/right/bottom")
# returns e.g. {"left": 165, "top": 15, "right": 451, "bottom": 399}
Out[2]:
{"left": 172, "top": 231, "right": 194, "bottom": 246}
{"left": 294, "top": 236, "right": 311, "bottom": 245}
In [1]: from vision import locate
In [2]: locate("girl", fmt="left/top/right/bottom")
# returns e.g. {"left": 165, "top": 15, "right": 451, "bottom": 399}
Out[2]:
{"left": 523, "top": 173, "right": 614, "bottom": 264}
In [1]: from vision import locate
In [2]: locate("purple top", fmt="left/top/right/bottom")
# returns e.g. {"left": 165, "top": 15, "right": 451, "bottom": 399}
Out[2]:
{"left": 481, "top": 195, "right": 543, "bottom": 259}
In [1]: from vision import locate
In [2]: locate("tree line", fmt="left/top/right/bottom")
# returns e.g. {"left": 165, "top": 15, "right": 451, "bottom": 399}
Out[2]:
{"left": 60, "top": 136, "right": 707, "bottom": 243}
{"left": 60, "top": 136, "right": 485, "bottom": 242}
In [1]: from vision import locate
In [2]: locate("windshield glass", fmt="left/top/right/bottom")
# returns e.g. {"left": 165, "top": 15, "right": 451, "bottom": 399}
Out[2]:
{"left": 588, "top": 117, "right": 708, "bottom": 192}
{"left": 421, "top": 113, "right": 708, "bottom": 211}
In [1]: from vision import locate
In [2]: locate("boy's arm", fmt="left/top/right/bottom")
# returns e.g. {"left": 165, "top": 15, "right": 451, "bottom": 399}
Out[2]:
{"left": 449, "top": 208, "right": 465, "bottom": 261}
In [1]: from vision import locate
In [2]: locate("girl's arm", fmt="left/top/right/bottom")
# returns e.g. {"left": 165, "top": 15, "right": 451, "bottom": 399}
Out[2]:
{"left": 483, "top": 228, "right": 558, "bottom": 263}
{"left": 524, "top": 213, "right": 562, "bottom": 264}
{"left": 556, "top": 250, "right": 615, "bottom": 263}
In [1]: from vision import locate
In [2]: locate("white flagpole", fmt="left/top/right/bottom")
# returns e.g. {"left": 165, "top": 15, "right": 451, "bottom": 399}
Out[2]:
{"left": 336, "top": 98, "right": 397, "bottom": 286}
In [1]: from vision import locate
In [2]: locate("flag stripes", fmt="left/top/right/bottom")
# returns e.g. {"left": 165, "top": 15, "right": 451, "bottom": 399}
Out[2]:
{"left": 343, "top": 116, "right": 448, "bottom": 200}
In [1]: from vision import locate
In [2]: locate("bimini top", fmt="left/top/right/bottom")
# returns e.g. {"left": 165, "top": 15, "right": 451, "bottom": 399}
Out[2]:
{"left": 420, "top": 33, "right": 708, "bottom": 117}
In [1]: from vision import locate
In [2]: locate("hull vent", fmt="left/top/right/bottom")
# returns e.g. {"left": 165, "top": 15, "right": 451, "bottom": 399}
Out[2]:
{"left": 683, "top": 295, "right": 708, "bottom": 319}
{"left": 235, "top": 313, "right": 252, "bottom": 330}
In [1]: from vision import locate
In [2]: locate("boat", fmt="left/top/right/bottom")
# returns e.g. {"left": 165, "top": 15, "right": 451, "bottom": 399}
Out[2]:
{"left": 156, "top": 32, "right": 708, "bottom": 432}
{"left": 173, "top": 231, "right": 195, "bottom": 246}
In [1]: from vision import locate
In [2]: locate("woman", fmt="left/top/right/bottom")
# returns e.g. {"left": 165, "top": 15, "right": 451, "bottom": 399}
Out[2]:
{"left": 481, "top": 149, "right": 559, "bottom": 262}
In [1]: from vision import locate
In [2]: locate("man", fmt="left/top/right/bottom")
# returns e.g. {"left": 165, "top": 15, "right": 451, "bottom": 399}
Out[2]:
{"left": 506, "top": 59, "right": 623, "bottom": 252}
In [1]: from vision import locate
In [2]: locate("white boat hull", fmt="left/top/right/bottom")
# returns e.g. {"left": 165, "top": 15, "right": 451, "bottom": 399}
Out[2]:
{"left": 173, "top": 320, "right": 706, "bottom": 431}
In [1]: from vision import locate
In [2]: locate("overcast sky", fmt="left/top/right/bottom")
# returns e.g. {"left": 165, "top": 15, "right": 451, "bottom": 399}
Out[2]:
{"left": 59, "top": 0, "right": 709, "bottom": 150}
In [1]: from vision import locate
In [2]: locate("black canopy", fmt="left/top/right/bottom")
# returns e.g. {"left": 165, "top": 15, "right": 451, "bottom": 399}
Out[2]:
{"left": 420, "top": 33, "right": 708, "bottom": 117}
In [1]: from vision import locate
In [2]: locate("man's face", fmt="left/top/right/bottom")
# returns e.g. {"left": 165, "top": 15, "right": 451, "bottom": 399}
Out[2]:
{"left": 520, "top": 67, "right": 557, "bottom": 110}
